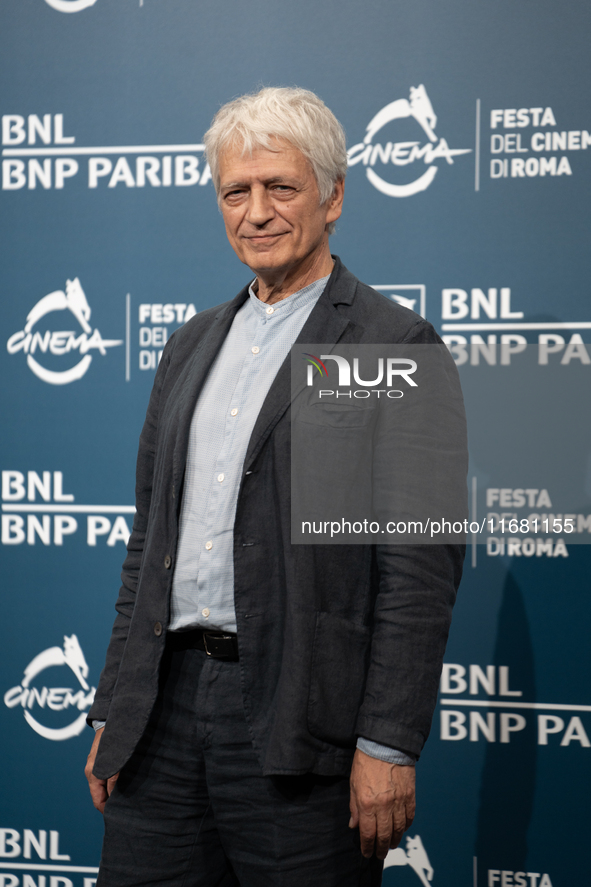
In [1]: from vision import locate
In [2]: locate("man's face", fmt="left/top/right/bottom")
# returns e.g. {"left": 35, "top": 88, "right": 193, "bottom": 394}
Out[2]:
{"left": 218, "top": 138, "right": 343, "bottom": 278}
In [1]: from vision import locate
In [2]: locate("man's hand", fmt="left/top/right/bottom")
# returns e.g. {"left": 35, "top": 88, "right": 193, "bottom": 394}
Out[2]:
{"left": 349, "top": 748, "right": 416, "bottom": 860}
{"left": 85, "top": 728, "right": 120, "bottom": 814}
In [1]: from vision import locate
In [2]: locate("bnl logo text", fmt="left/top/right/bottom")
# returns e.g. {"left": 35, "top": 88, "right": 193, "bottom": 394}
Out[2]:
{"left": 440, "top": 664, "right": 590, "bottom": 748}
{"left": 2, "top": 114, "right": 207, "bottom": 191}
{"left": 1, "top": 471, "right": 132, "bottom": 547}
{"left": 0, "top": 827, "right": 97, "bottom": 887}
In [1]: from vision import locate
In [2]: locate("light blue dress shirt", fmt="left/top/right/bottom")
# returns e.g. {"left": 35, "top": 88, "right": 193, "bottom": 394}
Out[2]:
{"left": 96, "top": 273, "right": 415, "bottom": 765}
{"left": 170, "top": 274, "right": 330, "bottom": 632}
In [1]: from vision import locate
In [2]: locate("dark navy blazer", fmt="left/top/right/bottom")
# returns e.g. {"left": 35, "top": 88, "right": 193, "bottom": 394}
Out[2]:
{"left": 89, "top": 257, "right": 466, "bottom": 780}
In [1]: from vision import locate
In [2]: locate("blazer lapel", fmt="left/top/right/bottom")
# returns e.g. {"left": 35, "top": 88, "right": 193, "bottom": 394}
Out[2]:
{"left": 243, "top": 258, "right": 363, "bottom": 471}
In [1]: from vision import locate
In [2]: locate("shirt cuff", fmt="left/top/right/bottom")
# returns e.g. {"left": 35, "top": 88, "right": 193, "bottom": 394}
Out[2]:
{"left": 92, "top": 720, "right": 106, "bottom": 732}
{"left": 356, "top": 737, "right": 417, "bottom": 765}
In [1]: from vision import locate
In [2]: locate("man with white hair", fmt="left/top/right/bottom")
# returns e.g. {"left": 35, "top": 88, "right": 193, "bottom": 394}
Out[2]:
{"left": 86, "top": 86, "right": 465, "bottom": 886}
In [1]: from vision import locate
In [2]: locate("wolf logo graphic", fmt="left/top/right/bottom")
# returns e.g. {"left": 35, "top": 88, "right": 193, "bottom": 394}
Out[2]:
{"left": 364, "top": 84, "right": 438, "bottom": 145}
{"left": 22, "top": 634, "right": 90, "bottom": 691}
{"left": 384, "top": 835, "right": 434, "bottom": 887}
{"left": 24, "top": 277, "right": 93, "bottom": 336}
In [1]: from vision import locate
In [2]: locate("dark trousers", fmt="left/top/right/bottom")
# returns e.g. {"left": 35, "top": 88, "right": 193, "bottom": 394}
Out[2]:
{"left": 97, "top": 643, "right": 383, "bottom": 887}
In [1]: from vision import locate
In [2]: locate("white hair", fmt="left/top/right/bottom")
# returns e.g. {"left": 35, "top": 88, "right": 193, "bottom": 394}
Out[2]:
{"left": 203, "top": 86, "right": 347, "bottom": 234}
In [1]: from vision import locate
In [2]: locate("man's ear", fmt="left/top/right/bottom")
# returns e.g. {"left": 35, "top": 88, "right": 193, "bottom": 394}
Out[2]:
{"left": 326, "top": 178, "right": 345, "bottom": 225}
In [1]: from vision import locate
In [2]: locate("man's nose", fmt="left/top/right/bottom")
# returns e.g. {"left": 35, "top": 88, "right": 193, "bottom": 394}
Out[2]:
{"left": 245, "top": 187, "right": 275, "bottom": 227}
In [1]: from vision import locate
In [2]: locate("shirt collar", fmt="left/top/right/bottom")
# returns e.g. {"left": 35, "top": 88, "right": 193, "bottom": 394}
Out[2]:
{"left": 247, "top": 273, "right": 331, "bottom": 318}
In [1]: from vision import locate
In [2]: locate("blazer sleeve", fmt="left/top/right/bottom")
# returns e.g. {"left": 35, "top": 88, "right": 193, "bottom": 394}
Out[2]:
{"left": 355, "top": 543, "right": 464, "bottom": 757}
{"left": 355, "top": 319, "right": 467, "bottom": 757}
{"left": 87, "top": 334, "right": 176, "bottom": 725}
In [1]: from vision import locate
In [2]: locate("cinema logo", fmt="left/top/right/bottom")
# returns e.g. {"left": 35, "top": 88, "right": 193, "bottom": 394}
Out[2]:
{"left": 439, "top": 664, "right": 591, "bottom": 749}
{"left": 7, "top": 278, "right": 122, "bottom": 384}
{"left": 348, "top": 85, "right": 471, "bottom": 197}
{"left": 3, "top": 635, "right": 95, "bottom": 741}
{"left": 1, "top": 113, "right": 210, "bottom": 190}
{"left": 1, "top": 470, "right": 134, "bottom": 547}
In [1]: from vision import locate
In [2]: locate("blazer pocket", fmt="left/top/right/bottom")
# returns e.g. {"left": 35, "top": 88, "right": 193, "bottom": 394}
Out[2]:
{"left": 307, "top": 611, "right": 371, "bottom": 746}
{"left": 298, "top": 402, "right": 375, "bottom": 429}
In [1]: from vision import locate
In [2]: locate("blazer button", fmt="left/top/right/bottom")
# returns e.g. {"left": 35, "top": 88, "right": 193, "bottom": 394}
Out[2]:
{"left": 154, "top": 622, "right": 163, "bottom": 637}
{"left": 164, "top": 555, "right": 172, "bottom": 569}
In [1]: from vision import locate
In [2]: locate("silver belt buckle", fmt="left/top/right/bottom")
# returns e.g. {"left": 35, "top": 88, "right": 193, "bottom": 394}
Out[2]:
{"left": 203, "top": 633, "right": 212, "bottom": 656}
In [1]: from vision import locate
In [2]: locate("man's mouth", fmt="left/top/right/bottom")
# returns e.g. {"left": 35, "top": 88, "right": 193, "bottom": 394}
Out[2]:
{"left": 244, "top": 233, "right": 287, "bottom": 245}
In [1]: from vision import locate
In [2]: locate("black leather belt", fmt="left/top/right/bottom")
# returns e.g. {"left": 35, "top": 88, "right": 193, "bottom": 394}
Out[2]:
{"left": 167, "top": 628, "right": 239, "bottom": 661}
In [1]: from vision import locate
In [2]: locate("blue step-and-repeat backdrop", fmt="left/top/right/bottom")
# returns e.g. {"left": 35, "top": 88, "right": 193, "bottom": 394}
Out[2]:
{"left": 1, "top": 1, "right": 590, "bottom": 886}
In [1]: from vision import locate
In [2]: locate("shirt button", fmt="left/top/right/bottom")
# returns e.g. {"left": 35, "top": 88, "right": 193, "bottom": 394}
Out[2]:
{"left": 230, "top": 408, "right": 238, "bottom": 416}
{"left": 154, "top": 622, "right": 163, "bottom": 636}
{"left": 217, "top": 473, "right": 225, "bottom": 483}
{"left": 205, "top": 540, "right": 213, "bottom": 550}
{"left": 251, "top": 346, "right": 260, "bottom": 354}
{"left": 202, "top": 608, "right": 210, "bottom": 618}
{"left": 164, "top": 555, "right": 172, "bottom": 569}
{"left": 266, "top": 306, "right": 274, "bottom": 315}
